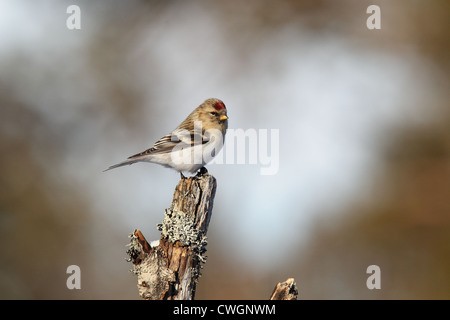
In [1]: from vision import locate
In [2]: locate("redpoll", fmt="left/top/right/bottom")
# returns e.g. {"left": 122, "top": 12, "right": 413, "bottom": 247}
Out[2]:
{"left": 104, "top": 98, "right": 228, "bottom": 174}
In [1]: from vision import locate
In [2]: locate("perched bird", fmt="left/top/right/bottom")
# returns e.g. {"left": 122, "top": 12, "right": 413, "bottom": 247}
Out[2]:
{"left": 104, "top": 98, "right": 228, "bottom": 175}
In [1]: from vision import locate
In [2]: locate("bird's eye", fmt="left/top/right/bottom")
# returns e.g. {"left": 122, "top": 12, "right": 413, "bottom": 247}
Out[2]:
{"left": 210, "top": 112, "right": 218, "bottom": 116}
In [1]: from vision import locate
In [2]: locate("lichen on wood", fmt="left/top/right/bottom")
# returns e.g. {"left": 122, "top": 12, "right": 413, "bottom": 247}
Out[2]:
{"left": 127, "top": 173, "right": 216, "bottom": 300}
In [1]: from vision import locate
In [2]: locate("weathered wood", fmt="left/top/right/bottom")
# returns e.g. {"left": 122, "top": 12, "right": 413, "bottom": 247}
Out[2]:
{"left": 269, "top": 278, "right": 298, "bottom": 300}
{"left": 127, "top": 173, "right": 217, "bottom": 300}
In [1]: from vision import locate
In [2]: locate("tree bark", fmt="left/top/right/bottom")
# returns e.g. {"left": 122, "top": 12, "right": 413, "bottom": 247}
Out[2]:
{"left": 127, "top": 173, "right": 217, "bottom": 300}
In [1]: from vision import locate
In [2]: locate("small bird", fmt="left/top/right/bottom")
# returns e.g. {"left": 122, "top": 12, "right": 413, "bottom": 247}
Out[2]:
{"left": 104, "top": 98, "right": 228, "bottom": 176}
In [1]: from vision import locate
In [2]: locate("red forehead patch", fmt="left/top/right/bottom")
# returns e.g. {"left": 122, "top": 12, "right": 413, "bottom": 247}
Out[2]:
{"left": 213, "top": 100, "right": 226, "bottom": 111}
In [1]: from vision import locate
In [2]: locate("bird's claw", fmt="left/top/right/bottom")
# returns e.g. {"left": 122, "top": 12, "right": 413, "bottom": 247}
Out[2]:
{"left": 196, "top": 167, "right": 208, "bottom": 177}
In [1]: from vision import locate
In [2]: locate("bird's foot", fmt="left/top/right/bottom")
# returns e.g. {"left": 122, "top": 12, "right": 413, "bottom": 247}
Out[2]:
{"left": 196, "top": 167, "right": 208, "bottom": 177}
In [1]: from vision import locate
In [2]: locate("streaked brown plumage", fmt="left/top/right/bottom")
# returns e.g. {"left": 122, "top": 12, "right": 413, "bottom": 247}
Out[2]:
{"left": 104, "top": 98, "right": 228, "bottom": 174}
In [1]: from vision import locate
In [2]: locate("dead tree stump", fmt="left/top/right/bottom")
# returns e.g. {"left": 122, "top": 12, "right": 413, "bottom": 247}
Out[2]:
{"left": 127, "top": 173, "right": 217, "bottom": 300}
{"left": 269, "top": 278, "right": 298, "bottom": 300}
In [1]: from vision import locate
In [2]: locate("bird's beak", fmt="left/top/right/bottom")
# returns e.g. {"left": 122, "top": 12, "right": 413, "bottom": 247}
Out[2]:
{"left": 219, "top": 115, "right": 228, "bottom": 121}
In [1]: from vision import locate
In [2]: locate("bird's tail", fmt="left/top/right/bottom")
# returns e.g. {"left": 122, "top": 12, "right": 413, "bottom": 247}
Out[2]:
{"left": 103, "top": 157, "right": 144, "bottom": 172}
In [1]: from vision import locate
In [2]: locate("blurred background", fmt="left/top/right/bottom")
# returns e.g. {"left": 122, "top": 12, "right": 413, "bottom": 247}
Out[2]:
{"left": 0, "top": 0, "right": 449, "bottom": 299}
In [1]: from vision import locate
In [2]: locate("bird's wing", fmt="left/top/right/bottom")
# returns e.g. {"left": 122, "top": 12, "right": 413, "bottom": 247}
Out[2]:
{"left": 127, "top": 133, "right": 175, "bottom": 159}
{"left": 127, "top": 129, "right": 207, "bottom": 159}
